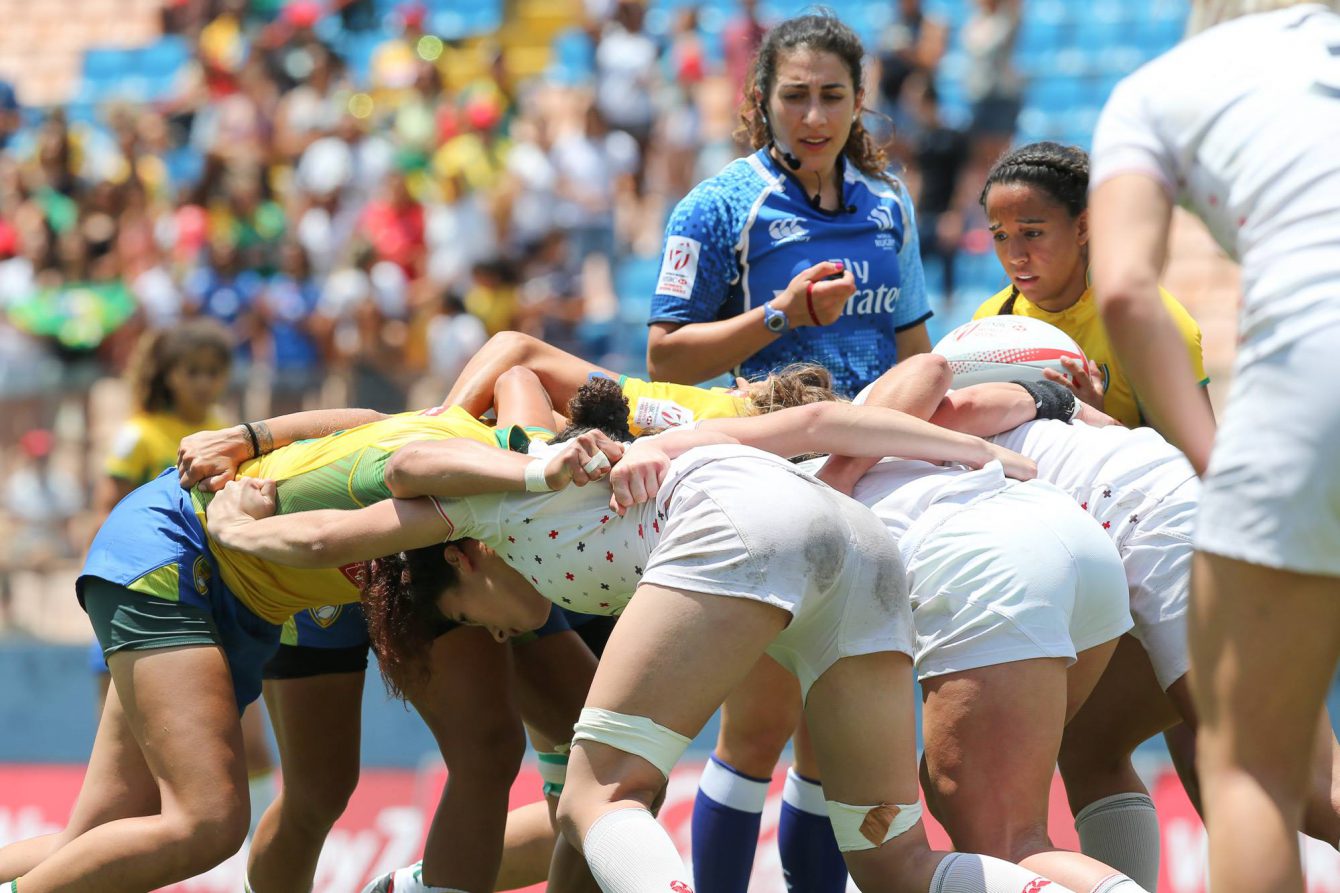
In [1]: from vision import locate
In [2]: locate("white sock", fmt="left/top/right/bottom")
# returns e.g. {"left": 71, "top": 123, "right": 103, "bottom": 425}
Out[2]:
{"left": 699, "top": 755, "right": 770, "bottom": 813}
{"left": 1090, "top": 875, "right": 1147, "bottom": 893}
{"left": 930, "top": 852, "right": 1080, "bottom": 893}
{"left": 1074, "top": 793, "right": 1160, "bottom": 890}
{"left": 584, "top": 807, "right": 694, "bottom": 893}
{"left": 781, "top": 767, "right": 827, "bottom": 815}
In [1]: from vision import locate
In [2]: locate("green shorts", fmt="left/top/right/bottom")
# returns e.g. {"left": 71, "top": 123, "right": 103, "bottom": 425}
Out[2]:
{"left": 84, "top": 576, "right": 219, "bottom": 658}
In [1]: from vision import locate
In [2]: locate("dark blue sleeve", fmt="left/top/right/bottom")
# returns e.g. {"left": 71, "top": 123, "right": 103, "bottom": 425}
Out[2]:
{"left": 648, "top": 185, "right": 737, "bottom": 326}
{"left": 891, "top": 187, "right": 931, "bottom": 331}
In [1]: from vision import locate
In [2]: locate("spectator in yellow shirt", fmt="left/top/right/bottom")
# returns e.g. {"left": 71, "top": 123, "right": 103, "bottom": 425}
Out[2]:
{"left": 974, "top": 142, "right": 1210, "bottom": 431}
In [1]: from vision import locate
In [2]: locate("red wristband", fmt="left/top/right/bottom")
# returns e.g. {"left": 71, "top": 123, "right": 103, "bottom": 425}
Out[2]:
{"left": 805, "top": 281, "right": 821, "bottom": 326}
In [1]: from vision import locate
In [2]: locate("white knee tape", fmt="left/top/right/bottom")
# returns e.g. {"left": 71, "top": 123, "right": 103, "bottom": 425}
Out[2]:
{"left": 571, "top": 708, "right": 691, "bottom": 779}
{"left": 538, "top": 742, "right": 570, "bottom": 797}
{"left": 825, "top": 799, "right": 923, "bottom": 852}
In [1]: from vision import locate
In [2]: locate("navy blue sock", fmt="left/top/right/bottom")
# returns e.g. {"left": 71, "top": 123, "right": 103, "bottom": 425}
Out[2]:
{"left": 691, "top": 755, "right": 771, "bottom": 893}
{"left": 778, "top": 769, "right": 848, "bottom": 893}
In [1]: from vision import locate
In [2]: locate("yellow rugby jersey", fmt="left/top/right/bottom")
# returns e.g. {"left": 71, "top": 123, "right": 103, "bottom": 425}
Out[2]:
{"left": 106, "top": 411, "right": 227, "bottom": 487}
{"left": 191, "top": 405, "right": 506, "bottom": 624}
{"left": 618, "top": 375, "right": 749, "bottom": 436}
{"left": 973, "top": 285, "right": 1208, "bottom": 429}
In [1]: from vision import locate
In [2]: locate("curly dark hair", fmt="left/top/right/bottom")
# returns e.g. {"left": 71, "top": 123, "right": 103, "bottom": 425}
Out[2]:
{"left": 554, "top": 376, "right": 633, "bottom": 443}
{"left": 125, "top": 319, "right": 232, "bottom": 414}
{"left": 979, "top": 141, "right": 1091, "bottom": 217}
{"left": 362, "top": 544, "right": 461, "bottom": 700}
{"left": 737, "top": 13, "right": 893, "bottom": 185}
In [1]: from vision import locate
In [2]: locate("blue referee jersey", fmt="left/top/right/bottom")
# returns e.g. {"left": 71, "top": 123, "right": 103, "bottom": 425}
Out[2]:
{"left": 649, "top": 148, "right": 931, "bottom": 396}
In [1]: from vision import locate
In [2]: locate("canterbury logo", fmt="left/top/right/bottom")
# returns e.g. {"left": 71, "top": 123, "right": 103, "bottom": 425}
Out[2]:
{"left": 670, "top": 883, "right": 694, "bottom": 893}
{"left": 1022, "top": 881, "right": 1053, "bottom": 893}
{"left": 868, "top": 206, "right": 895, "bottom": 231}
{"left": 768, "top": 217, "right": 809, "bottom": 242}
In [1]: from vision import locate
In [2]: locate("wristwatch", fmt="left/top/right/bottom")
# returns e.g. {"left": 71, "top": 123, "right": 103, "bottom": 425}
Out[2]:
{"left": 763, "top": 301, "right": 789, "bottom": 333}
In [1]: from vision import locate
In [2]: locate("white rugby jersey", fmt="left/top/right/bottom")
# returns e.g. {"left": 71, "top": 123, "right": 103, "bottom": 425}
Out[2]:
{"left": 989, "top": 419, "right": 1196, "bottom": 542}
{"left": 1091, "top": 4, "right": 1340, "bottom": 364}
{"left": 799, "top": 455, "right": 1010, "bottom": 551}
{"left": 432, "top": 443, "right": 813, "bottom": 616}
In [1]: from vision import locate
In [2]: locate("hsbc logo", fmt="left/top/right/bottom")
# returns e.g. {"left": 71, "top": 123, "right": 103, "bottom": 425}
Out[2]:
{"left": 868, "top": 206, "right": 895, "bottom": 231}
{"left": 768, "top": 217, "right": 810, "bottom": 244}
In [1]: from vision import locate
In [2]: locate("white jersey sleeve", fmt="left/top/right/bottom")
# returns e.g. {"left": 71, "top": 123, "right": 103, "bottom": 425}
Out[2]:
{"left": 1091, "top": 4, "right": 1340, "bottom": 362}
{"left": 1090, "top": 71, "right": 1180, "bottom": 197}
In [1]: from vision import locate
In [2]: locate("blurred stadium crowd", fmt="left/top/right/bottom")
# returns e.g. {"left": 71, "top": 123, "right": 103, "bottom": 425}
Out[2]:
{"left": 0, "top": 0, "right": 1212, "bottom": 633}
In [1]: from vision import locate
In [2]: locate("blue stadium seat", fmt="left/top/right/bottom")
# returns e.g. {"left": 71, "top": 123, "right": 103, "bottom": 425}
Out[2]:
{"left": 83, "top": 48, "right": 136, "bottom": 82}
{"left": 136, "top": 37, "right": 189, "bottom": 78}
{"left": 1018, "top": 20, "right": 1068, "bottom": 59}
{"left": 342, "top": 32, "right": 383, "bottom": 87}
{"left": 1026, "top": 76, "right": 1084, "bottom": 114}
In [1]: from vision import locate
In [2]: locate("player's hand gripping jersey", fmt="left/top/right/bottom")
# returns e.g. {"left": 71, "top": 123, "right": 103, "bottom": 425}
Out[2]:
{"left": 106, "top": 411, "right": 228, "bottom": 487}
{"left": 649, "top": 148, "right": 931, "bottom": 396}
{"left": 193, "top": 405, "right": 510, "bottom": 623}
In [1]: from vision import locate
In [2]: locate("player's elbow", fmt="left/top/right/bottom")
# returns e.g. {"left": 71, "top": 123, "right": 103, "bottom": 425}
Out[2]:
{"left": 795, "top": 401, "right": 837, "bottom": 438}
{"left": 385, "top": 446, "right": 426, "bottom": 499}
{"left": 482, "top": 330, "right": 544, "bottom": 366}
{"left": 495, "top": 365, "right": 543, "bottom": 400}
{"left": 902, "top": 351, "right": 952, "bottom": 396}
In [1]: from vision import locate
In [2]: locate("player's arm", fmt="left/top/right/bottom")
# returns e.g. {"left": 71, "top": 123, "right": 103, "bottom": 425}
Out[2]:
{"left": 1091, "top": 174, "right": 1215, "bottom": 473}
{"left": 809, "top": 353, "right": 1029, "bottom": 490}
{"left": 698, "top": 401, "right": 1034, "bottom": 477}
{"left": 443, "top": 331, "right": 618, "bottom": 421}
{"left": 384, "top": 433, "right": 625, "bottom": 499}
{"left": 893, "top": 322, "right": 932, "bottom": 359}
{"left": 647, "top": 260, "right": 853, "bottom": 383}
{"left": 608, "top": 400, "right": 1035, "bottom": 512}
{"left": 207, "top": 479, "right": 449, "bottom": 567}
{"left": 178, "top": 408, "right": 391, "bottom": 490}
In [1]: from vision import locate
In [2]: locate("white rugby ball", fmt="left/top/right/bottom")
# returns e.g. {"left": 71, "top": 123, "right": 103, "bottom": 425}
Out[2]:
{"left": 933, "top": 316, "right": 1087, "bottom": 388}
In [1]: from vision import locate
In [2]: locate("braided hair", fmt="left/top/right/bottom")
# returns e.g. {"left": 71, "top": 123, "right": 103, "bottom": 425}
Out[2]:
{"left": 979, "top": 141, "right": 1090, "bottom": 217}
{"left": 979, "top": 142, "right": 1090, "bottom": 311}
{"left": 737, "top": 12, "right": 894, "bottom": 185}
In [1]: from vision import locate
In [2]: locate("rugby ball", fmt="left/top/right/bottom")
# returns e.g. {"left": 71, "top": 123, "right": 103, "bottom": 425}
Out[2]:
{"left": 933, "top": 316, "right": 1087, "bottom": 388}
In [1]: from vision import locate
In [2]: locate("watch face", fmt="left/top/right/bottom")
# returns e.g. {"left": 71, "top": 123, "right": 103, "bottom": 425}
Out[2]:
{"left": 767, "top": 315, "right": 784, "bottom": 331}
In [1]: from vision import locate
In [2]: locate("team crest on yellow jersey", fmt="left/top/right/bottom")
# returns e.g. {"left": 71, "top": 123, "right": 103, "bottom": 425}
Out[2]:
{"left": 308, "top": 605, "right": 343, "bottom": 628}
{"left": 192, "top": 556, "right": 212, "bottom": 595}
